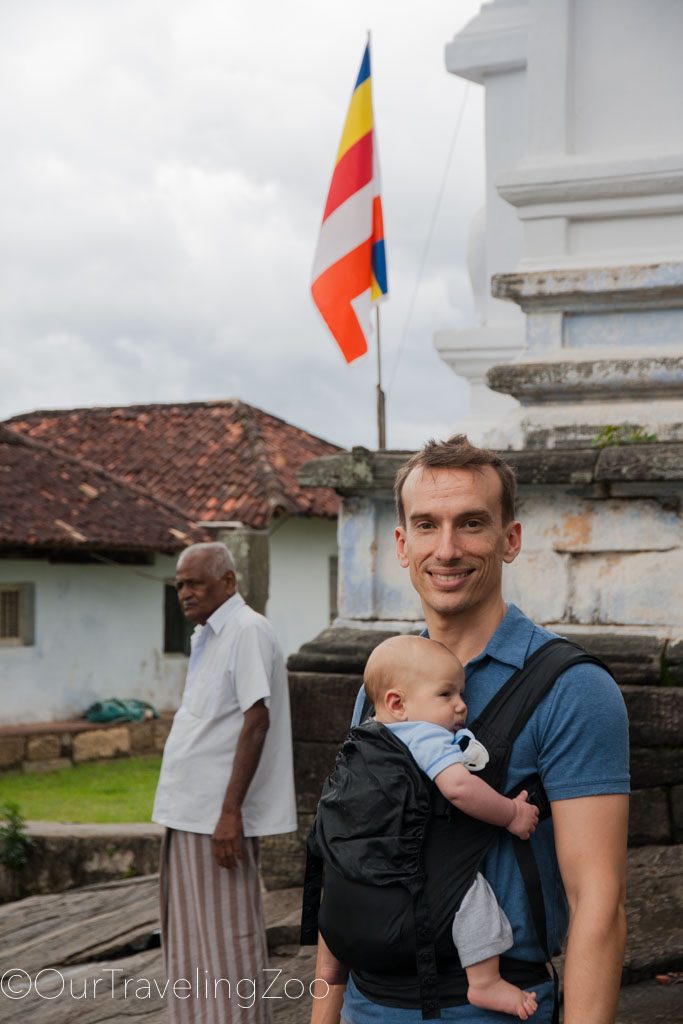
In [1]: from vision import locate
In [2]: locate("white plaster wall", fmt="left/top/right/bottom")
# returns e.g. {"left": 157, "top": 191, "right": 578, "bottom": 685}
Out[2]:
{"left": 267, "top": 517, "right": 338, "bottom": 657}
{"left": 436, "top": 4, "right": 528, "bottom": 441}
{"left": 375, "top": 500, "right": 423, "bottom": 622}
{"left": 0, "top": 555, "right": 187, "bottom": 725}
{"left": 502, "top": 487, "right": 683, "bottom": 629}
{"left": 485, "top": 67, "right": 528, "bottom": 326}
{"left": 572, "top": 0, "right": 683, "bottom": 156}
{"left": 336, "top": 497, "right": 422, "bottom": 626}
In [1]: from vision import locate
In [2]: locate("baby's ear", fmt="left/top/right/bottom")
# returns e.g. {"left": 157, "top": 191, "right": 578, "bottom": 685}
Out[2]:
{"left": 384, "top": 689, "right": 407, "bottom": 720}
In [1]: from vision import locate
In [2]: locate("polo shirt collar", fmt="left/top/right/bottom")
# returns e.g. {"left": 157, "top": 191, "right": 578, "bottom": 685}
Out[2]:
{"left": 204, "top": 592, "right": 245, "bottom": 635}
{"left": 468, "top": 603, "right": 536, "bottom": 670}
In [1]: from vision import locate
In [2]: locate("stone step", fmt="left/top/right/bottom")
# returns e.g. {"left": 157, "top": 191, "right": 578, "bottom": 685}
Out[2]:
{"left": 613, "top": 977, "right": 683, "bottom": 1024}
{"left": 0, "top": 872, "right": 302, "bottom": 976}
{"left": 0, "top": 847, "right": 680, "bottom": 1024}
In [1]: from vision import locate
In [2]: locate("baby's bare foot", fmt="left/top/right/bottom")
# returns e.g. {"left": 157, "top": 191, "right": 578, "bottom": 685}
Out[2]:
{"left": 468, "top": 978, "right": 538, "bottom": 1019}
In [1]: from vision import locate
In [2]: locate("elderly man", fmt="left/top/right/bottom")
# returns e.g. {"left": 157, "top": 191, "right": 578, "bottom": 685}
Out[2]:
{"left": 312, "top": 436, "right": 629, "bottom": 1024}
{"left": 153, "top": 541, "right": 296, "bottom": 1024}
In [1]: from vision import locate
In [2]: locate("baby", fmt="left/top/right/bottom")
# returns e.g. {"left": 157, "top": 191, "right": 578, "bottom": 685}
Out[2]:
{"left": 319, "top": 634, "right": 539, "bottom": 1021}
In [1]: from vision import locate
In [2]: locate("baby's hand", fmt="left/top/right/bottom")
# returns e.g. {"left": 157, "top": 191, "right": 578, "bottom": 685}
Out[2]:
{"left": 507, "top": 790, "right": 539, "bottom": 839}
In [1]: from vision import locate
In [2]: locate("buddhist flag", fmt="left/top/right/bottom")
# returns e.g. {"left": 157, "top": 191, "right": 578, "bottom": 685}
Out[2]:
{"left": 311, "top": 38, "right": 388, "bottom": 364}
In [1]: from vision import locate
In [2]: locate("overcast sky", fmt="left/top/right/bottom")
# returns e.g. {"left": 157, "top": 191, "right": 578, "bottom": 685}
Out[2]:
{"left": 1, "top": 0, "right": 485, "bottom": 451}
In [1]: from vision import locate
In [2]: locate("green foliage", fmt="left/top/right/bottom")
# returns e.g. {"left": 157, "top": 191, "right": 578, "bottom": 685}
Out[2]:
{"left": 0, "top": 757, "right": 162, "bottom": 824}
{"left": 591, "top": 425, "right": 658, "bottom": 449}
{"left": 0, "top": 801, "right": 34, "bottom": 871}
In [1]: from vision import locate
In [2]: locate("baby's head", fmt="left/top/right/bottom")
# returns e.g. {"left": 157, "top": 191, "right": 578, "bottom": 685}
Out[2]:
{"left": 364, "top": 635, "right": 467, "bottom": 731}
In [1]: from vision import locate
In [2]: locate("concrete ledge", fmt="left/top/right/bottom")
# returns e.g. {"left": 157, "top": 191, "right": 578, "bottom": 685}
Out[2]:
{"left": 299, "top": 444, "right": 683, "bottom": 493}
{"left": 491, "top": 261, "right": 683, "bottom": 308}
{"left": 287, "top": 626, "right": 400, "bottom": 673}
{"left": 489, "top": 356, "right": 683, "bottom": 403}
{"left": 289, "top": 625, "right": 682, "bottom": 687}
{"left": 0, "top": 823, "right": 165, "bottom": 904}
{"left": 0, "top": 823, "right": 306, "bottom": 901}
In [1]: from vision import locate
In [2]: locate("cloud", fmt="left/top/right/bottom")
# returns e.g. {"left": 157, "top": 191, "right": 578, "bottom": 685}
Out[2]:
{"left": 0, "top": 0, "right": 485, "bottom": 450}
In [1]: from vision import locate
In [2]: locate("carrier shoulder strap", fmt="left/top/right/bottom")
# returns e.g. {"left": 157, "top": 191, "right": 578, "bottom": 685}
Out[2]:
{"left": 470, "top": 636, "right": 611, "bottom": 742}
{"left": 300, "top": 831, "right": 324, "bottom": 946}
{"left": 359, "top": 690, "right": 374, "bottom": 724}
{"left": 475, "top": 637, "right": 613, "bottom": 1024}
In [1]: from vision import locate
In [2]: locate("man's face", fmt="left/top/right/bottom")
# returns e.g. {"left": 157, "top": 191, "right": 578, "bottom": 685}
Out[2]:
{"left": 175, "top": 551, "right": 235, "bottom": 625}
{"left": 394, "top": 465, "right": 521, "bottom": 620}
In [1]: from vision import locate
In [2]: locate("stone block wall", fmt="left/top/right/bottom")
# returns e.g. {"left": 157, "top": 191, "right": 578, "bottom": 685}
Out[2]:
{"left": 0, "top": 716, "right": 172, "bottom": 775}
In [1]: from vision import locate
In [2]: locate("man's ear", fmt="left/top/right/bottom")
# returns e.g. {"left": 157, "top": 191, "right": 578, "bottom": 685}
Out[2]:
{"left": 384, "top": 689, "right": 408, "bottom": 720}
{"left": 225, "top": 570, "right": 237, "bottom": 595}
{"left": 395, "top": 526, "right": 409, "bottom": 568}
{"left": 502, "top": 520, "right": 522, "bottom": 565}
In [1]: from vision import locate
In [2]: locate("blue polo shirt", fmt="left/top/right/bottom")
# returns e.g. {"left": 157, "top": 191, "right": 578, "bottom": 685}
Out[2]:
{"left": 344, "top": 604, "right": 630, "bottom": 1024}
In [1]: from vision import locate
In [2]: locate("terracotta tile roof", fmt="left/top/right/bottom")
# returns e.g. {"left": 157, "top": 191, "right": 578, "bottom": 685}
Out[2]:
{"left": 6, "top": 400, "right": 341, "bottom": 530}
{"left": 0, "top": 426, "right": 205, "bottom": 553}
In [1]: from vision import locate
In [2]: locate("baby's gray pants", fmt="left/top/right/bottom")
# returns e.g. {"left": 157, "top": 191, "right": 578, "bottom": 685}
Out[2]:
{"left": 451, "top": 871, "right": 514, "bottom": 968}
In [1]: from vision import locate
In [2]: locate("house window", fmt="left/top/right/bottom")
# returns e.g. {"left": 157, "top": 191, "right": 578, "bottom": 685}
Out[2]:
{"left": 163, "top": 583, "right": 193, "bottom": 656}
{"left": 0, "top": 584, "right": 35, "bottom": 646}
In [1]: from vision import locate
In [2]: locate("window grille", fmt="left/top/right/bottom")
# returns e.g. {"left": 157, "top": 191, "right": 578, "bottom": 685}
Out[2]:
{"left": 0, "top": 584, "right": 34, "bottom": 645}
{"left": 0, "top": 590, "right": 19, "bottom": 639}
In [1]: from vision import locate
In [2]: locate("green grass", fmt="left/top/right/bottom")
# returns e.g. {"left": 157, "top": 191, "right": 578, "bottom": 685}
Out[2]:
{"left": 0, "top": 756, "right": 162, "bottom": 823}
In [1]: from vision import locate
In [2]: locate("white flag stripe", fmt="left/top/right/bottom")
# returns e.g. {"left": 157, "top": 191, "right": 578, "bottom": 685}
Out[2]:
{"left": 350, "top": 290, "right": 372, "bottom": 331}
{"left": 311, "top": 183, "right": 374, "bottom": 281}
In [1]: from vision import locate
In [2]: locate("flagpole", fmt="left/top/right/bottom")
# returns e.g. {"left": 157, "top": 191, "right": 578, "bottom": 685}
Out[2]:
{"left": 375, "top": 305, "right": 386, "bottom": 449}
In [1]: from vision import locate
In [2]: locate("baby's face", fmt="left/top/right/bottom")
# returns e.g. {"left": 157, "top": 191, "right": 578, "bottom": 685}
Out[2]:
{"left": 402, "top": 655, "right": 467, "bottom": 732}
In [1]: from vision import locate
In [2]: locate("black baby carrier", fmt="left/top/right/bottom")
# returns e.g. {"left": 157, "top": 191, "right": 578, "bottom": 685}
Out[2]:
{"left": 300, "top": 638, "right": 610, "bottom": 1021}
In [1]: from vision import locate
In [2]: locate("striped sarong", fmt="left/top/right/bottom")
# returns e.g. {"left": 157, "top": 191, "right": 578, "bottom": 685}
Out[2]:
{"left": 160, "top": 829, "right": 272, "bottom": 1024}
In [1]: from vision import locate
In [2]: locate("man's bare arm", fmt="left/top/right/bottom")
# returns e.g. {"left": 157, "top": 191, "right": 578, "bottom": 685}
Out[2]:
{"left": 212, "top": 699, "right": 270, "bottom": 869}
{"left": 553, "top": 794, "right": 628, "bottom": 1024}
{"left": 310, "top": 933, "right": 347, "bottom": 1024}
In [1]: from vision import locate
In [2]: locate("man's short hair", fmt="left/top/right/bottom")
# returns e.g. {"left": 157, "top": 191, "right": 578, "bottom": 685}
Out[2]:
{"left": 394, "top": 434, "right": 517, "bottom": 526}
{"left": 178, "top": 542, "right": 235, "bottom": 579}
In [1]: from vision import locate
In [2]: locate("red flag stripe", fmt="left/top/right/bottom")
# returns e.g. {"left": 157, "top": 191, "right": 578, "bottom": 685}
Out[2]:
{"left": 322, "top": 132, "right": 374, "bottom": 222}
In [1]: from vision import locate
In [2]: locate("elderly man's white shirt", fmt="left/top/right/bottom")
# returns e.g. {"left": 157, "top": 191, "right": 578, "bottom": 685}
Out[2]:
{"left": 152, "top": 593, "right": 297, "bottom": 836}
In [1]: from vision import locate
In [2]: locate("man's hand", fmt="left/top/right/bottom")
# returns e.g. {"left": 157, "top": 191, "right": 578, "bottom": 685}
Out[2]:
{"left": 506, "top": 790, "right": 539, "bottom": 839}
{"left": 211, "top": 807, "right": 244, "bottom": 869}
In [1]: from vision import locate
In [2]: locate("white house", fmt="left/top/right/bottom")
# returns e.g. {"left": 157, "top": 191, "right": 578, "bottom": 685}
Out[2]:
{"left": 1, "top": 401, "right": 340, "bottom": 725}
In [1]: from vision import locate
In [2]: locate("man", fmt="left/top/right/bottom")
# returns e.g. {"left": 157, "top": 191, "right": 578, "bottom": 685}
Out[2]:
{"left": 153, "top": 541, "right": 297, "bottom": 1024}
{"left": 312, "top": 436, "right": 629, "bottom": 1024}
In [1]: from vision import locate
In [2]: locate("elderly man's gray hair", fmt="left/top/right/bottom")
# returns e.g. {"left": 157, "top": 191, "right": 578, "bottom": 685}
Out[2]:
{"left": 178, "top": 542, "right": 235, "bottom": 579}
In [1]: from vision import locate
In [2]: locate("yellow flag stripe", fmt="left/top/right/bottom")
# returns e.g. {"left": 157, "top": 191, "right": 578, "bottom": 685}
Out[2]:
{"left": 336, "top": 79, "right": 373, "bottom": 164}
